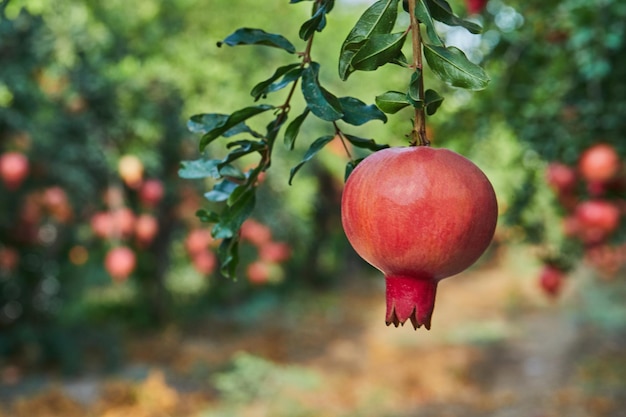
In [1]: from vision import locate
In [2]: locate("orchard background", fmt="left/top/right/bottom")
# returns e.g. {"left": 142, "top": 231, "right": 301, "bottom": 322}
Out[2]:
{"left": 1, "top": 0, "right": 625, "bottom": 416}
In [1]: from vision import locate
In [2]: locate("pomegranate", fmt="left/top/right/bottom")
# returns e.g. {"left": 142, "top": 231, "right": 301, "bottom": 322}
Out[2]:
{"left": 118, "top": 154, "right": 144, "bottom": 189}
{"left": 578, "top": 143, "right": 620, "bottom": 183}
{"left": 575, "top": 200, "right": 621, "bottom": 244}
{"left": 240, "top": 219, "right": 272, "bottom": 246}
{"left": 258, "top": 241, "right": 291, "bottom": 263}
{"left": 466, "top": 0, "right": 488, "bottom": 14}
{"left": 104, "top": 246, "right": 136, "bottom": 282}
{"left": 0, "top": 152, "right": 29, "bottom": 190}
{"left": 246, "top": 260, "right": 272, "bottom": 285}
{"left": 139, "top": 179, "right": 165, "bottom": 208}
{"left": 192, "top": 250, "right": 217, "bottom": 275}
{"left": 545, "top": 162, "right": 576, "bottom": 194}
{"left": 538, "top": 265, "right": 565, "bottom": 298}
{"left": 185, "top": 228, "right": 214, "bottom": 255}
{"left": 135, "top": 213, "right": 159, "bottom": 246}
{"left": 341, "top": 146, "right": 498, "bottom": 329}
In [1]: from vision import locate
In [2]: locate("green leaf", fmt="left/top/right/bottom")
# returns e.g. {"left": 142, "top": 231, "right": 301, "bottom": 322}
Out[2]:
{"left": 375, "top": 91, "right": 411, "bottom": 114}
{"left": 425, "top": 0, "right": 482, "bottom": 34}
{"left": 415, "top": 0, "right": 444, "bottom": 46}
{"left": 289, "top": 135, "right": 335, "bottom": 184}
{"left": 407, "top": 69, "right": 422, "bottom": 106}
{"left": 299, "top": 3, "right": 327, "bottom": 40}
{"left": 344, "top": 134, "right": 390, "bottom": 151}
{"left": 188, "top": 114, "right": 229, "bottom": 134}
{"left": 423, "top": 44, "right": 490, "bottom": 90}
{"left": 212, "top": 186, "right": 256, "bottom": 239}
{"left": 218, "top": 28, "right": 297, "bottom": 53}
{"left": 284, "top": 108, "right": 310, "bottom": 150}
{"left": 424, "top": 89, "right": 444, "bottom": 115}
{"left": 301, "top": 63, "right": 343, "bottom": 121}
{"left": 338, "top": 97, "right": 387, "bottom": 126}
{"left": 350, "top": 32, "right": 407, "bottom": 72}
{"left": 196, "top": 209, "right": 220, "bottom": 223}
{"left": 221, "top": 140, "right": 266, "bottom": 167}
{"left": 178, "top": 159, "right": 221, "bottom": 179}
{"left": 217, "top": 238, "right": 239, "bottom": 279}
{"left": 250, "top": 63, "right": 300, "bottom": 101}
{"left": 344, "top": 158, "right": 365, "bottom": 181}
{"left": 205, "top": 180, "right": 238, "bottom": 202}
{"left": 339, "top": 0, "right": 400, "bottom": 80}
{"left": 218, "top": 164, "right": 246, "bottom": 180}
{"left": 199, "top": 104, "right": 274, "bottom": 151}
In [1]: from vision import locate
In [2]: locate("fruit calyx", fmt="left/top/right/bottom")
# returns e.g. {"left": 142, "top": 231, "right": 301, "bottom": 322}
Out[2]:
{"left": 385, "top": 275, "right": 438, "bottom": 330}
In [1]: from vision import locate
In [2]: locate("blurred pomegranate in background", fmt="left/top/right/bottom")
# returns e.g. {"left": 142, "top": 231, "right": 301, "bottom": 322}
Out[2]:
{"left": 0, "top": 151, "right": 29, "bottom": 190}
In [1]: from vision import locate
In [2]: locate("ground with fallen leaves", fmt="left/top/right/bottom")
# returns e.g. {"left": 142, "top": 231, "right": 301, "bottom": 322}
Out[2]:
{"left": 1, "top": 248, "right": 625, "bottom": 417}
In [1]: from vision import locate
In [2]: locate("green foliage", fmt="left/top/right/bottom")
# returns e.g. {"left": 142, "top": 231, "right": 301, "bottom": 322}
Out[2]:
{"left": 184, "top": 0, "right": 489, "bottom": 277}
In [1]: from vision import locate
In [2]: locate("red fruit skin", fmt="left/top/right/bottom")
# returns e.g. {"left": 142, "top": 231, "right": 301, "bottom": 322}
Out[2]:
{"left": 466, "top": 0, "right": 488, "bottom": 14}
{"left": 539, "top": 265, "right": 565, "bottom": 298}
{"left": 575, "top": 200, "right": 621, "bottom": 244}
{"left": 545, "top": 162, "right": 576, "bottom": 194}
{"left": 0, "top": 152, "right": 29, "bottom": 190}
{"left": 578, "top": 144, "right": 620, "bottom": 183}
{"left": 259, "top": 241, "right": 291, "bottom": 263}
{"left": 135, "top": 213, "right": 159, "bottom": 245}
{"left": 341, "top": 147, "right": 498, "bottom": 329}
{"left": 104, "top": 246, "right": 136, "bottom": 282}
{"left": 139, "top": 179, "right": 165, "bottom": 208}
{"left": 192, "top": 250, "right": 217, "bottom": 275}
{"left": 240, "top": 219, "right": 272, "bottom": 246}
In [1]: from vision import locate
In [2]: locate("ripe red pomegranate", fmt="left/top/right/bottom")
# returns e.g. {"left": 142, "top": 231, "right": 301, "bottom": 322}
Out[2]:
{"left": 341, "top": 146, "right": 498, "bottom": 329}
{"left": 578, "top": 143, "right": 620, "bottom": 183}
{"left": 259, "top": 241, "right": 291, "bottom": 263}
{"left": 246, "top": 260, "right": 272, "bottom": 284}
{"left": 575, "top": 200, "right": 621, "bottom": 244}
{"left": 104, "top": 246, "right": 136, "bottom": 282}
{"left": 135, "top": 213, "right": 159, "bottom": 246}
{"left": 192, "top": 250, "right": 217, "bottom": 275}
{"left": 0, "top": 152, "right": 29, "bottom": 190}
{"left": 545, "top": 162, "right": 576, "bottom": 194}
{"left": 139, "top": 179, "right": 165, "bottom": 207}
{"left": 185, "top": 228, "right": 214, "bottom": 255}
{"left": 538, "top": 265, "right": 565, "bottom": 298}
{"left": 240, "top": 219, "right": 272, "bottom": 246}
{"left": 466, "top": 0, "right": 488, "bottom": 14}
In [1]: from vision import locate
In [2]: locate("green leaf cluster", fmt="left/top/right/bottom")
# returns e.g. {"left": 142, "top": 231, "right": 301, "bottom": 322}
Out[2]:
{"left": 339, "top": 0, "right": 489, "bottom": 119}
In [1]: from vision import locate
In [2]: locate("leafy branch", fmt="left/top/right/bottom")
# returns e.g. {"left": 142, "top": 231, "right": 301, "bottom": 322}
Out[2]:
{"left": 181, "top": 0, "right": 489, "bottom": 278}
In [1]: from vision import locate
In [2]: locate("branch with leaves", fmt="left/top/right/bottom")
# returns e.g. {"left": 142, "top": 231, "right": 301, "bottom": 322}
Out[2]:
{"left": 179, "top": 0, "right": 489, "bottom": 278}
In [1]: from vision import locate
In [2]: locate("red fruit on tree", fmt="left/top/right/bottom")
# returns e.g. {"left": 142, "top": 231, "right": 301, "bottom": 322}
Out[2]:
{"left": 578, "top": 143, "right": 620, "bottom": 184}
{"left": 341, "top": 146, "right": 498, "bottom": 330}
{"left": 0, "top": 152, "right": 29, "bottom": 190}
{"left": 135, "top": 213, "right": 159, "bottom": 245}
{"left": 192, "top": 250, "right": 217, "bottom": 275}
{"left": 258, "top": 241, "right": 291, "bottom": 263}
{"left": 91, "top": 211, "right": 112, "bottom": 239}
{"left": 139, "top": 179, "right": 165, "bottom": 207}
{"left": 117, "top": 154, "right": 144, "bottom": 189}
{"left": 575, "top": 200, "right": 621, "bottom": 244}
{"left": 466, "top": 0, "right": 488, "bottom": 14}
{"left": 185, "top": 228, "right": 214, "bottom": 256}
{"left": 240, "top": 219, "right": 272, "bottom": 246}
{"left": 110, "top": 207, "right": 136, "bottom": 238}
{"left": 246, "top": 260, "right": 272, "bottom": 285}
{"left": 545, "top": 162, "right": 576, "bottom": 194}
{"left": 43, "top": 186, "right": 73, "bottom": 223}
{"left": 538, "top": 265, "right": 565, "bottom": 298}
{"left": 104, "top": 246, "right": 136, "bottom": 282}
{"left": 0, "top": 247, "right": 19, "bottom": 272}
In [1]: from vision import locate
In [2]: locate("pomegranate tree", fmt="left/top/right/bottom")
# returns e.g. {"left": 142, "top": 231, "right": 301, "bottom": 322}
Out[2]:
{"left": 182, "top": 0, "right": 492, "bottom": 316}
{"left": 342, "top": 147, "right": 497, "bottom": 329}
